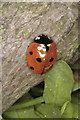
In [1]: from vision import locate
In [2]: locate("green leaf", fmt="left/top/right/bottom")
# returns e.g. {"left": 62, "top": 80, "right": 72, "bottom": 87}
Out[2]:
{"left": 3, "top": 109, "right": 20, "bottom": 118}
{"left": 3, "top": 93, "right": 40, "bottom": 118}
{"left": 35, "top": 103, "right": 61, "bottom": 118}
{"left": 17, "top": 107, "right": 40, "bottom": 118}
{"left": 29, "top": 86, "right": 43, "bottom": 97}
{"left": 43, "top": 60, "right": 74, "bottom": 106}
{"left": 72, "top": 104, "right": 79, "bottom": 118}
{"left": 61, "top": 101, "right": 69, "bottom": 115}
{"left": 3, "top": 106, "right": 39, "bottom": 118}
{"left": 61, "top": 102, "right": 73, "bottom": 118}
{"left": 71, "top": 90, "right": 80, "bottom": 104}
{"left": 72, "top": 82, "right": 80, "bottom": 92}
{"left": 9, "top": 96, "right": 44, "bottom": 110}
{"left": 69, "top": 64, "right": 80, "bottom": 69}
{"left": 71, "top": 90, "right": 80, "bottom": 119}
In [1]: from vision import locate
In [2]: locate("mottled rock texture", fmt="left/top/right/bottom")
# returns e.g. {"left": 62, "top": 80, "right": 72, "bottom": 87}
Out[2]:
{"left": 0, "top": 2, "right": 79, "bottom": 113}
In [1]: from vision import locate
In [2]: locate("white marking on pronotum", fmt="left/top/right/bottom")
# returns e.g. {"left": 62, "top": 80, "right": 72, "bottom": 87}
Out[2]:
{"left": 37, "top": 44, "right": 46, "bottom": 59}
{"left": 35, "top": 36, "right": 40, "bottom": 40}
{"left": 37, "top": 44, "right": 46, "bottom": 52}
{"left": 47, "top": 44, "right": 51, "bottom": 47}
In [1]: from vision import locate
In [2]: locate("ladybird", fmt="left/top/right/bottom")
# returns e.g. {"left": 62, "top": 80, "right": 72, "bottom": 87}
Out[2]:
{"left": 26, "top": 34, "right": 56, "bottom": 74}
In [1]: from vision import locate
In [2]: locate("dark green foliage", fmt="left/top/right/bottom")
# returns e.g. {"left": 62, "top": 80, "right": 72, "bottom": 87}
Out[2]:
{"left": 3, "top": 60, "right": 80, "bottom": 119}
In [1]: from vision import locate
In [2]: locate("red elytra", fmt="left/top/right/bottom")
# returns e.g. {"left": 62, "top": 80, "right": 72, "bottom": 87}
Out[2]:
{"left": 26, "top": 35, "right": 56, "bottom": 74}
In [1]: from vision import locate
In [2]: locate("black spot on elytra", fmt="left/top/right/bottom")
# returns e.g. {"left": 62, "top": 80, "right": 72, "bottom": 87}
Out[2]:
{"left": 36, "top": 58, "right": 42, "bottom": 62}
{"left": 29, "top": 51, "right": 33, "bottom": 55}
{"left": 49, "top": 57, "right": 54, "bottom": 62}
{"left": 30, "top": 67, "right": 34, "bottom": 70}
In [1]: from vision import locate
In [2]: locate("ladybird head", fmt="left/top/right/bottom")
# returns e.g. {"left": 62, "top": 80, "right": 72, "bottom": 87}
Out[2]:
{"left": 34, "top": 34, "right": 53, "bottom": 45}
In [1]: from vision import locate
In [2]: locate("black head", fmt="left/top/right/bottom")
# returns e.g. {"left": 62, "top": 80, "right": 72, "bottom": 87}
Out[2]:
{"left": 34, "top": 34, "right": 53, "bottom": 45}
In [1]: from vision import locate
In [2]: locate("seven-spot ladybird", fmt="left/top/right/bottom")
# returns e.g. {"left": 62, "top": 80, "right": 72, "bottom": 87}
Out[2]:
{"left": 26, "top": 34, "right": 56, "bottom": 74}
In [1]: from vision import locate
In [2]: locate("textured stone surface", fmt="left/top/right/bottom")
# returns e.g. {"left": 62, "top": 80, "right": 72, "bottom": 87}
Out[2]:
{"left": 0, "top": 2, "right": 79, "bottom": 113}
